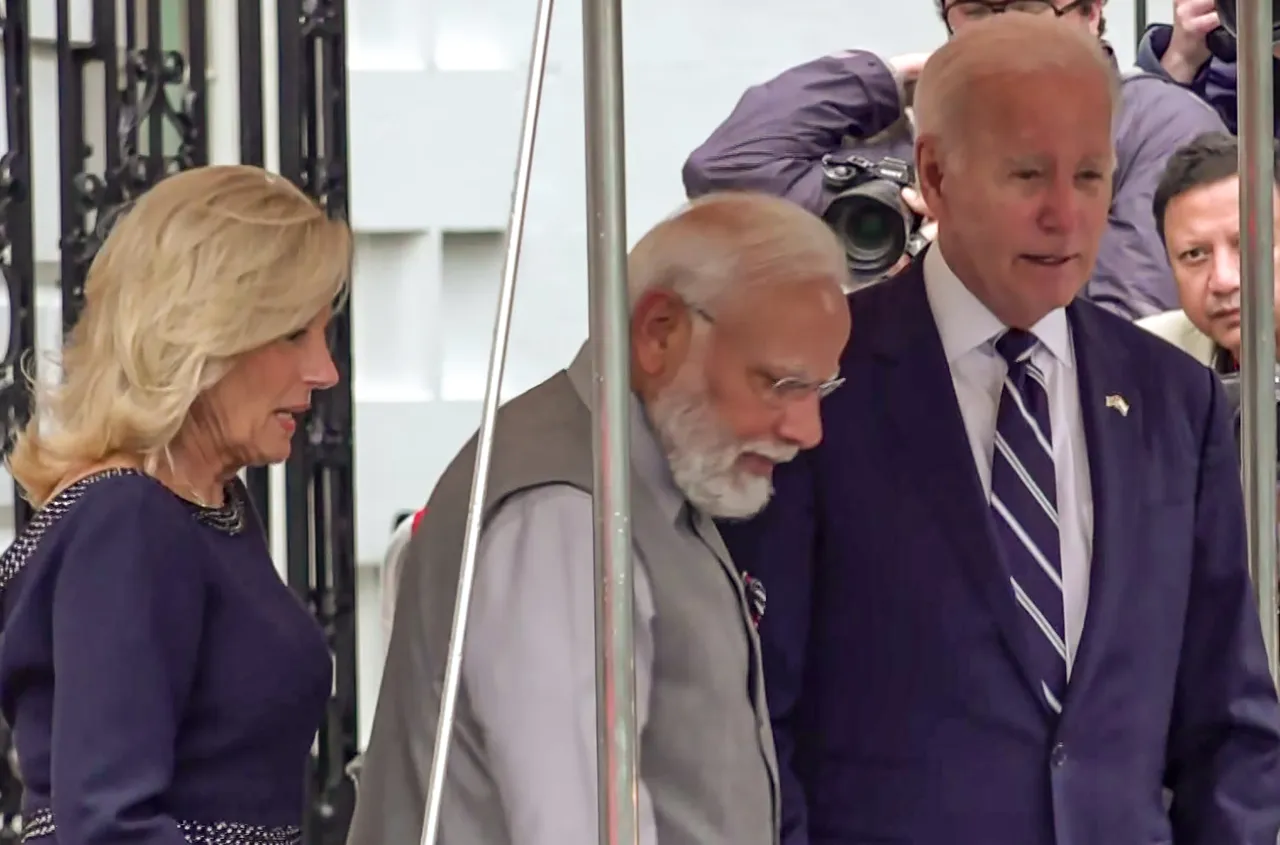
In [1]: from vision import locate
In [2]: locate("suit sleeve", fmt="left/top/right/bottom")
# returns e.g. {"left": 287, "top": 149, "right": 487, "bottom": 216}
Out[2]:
{"left": 463, "top": 486, "right": 659, "bottom": 845}
{"left": 50, "top": 498, "right": 203, "bottom": 845}
{"left": 720, "top": 451, "right": 821, "bottom": 845}
{"left": 1089, "top": 82, "right": 1226, "bottom": 320}
{"left": 681, "top": 52, "right": 904, "bottom": 215}
{"left": 1165, "top": 368, "right": 1280, "bottom": 844}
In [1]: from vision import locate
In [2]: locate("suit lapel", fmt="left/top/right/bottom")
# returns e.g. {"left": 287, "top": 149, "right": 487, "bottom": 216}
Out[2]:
{"left": 1058, "top": 303, "right": 1144, "bottom": 715}
{"left": 871, "top": 265, "right": 1046, "bottom": 706}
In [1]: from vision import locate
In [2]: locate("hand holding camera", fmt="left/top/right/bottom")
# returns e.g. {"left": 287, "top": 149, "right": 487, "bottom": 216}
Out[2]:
{"left": 1164, "top": 0, "right": 1221, "bottom": 82}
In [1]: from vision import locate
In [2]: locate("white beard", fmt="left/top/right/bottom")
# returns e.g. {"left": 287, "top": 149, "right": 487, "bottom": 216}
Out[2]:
{"left": 647, "top": 376, "right": 798, "bottom": 520}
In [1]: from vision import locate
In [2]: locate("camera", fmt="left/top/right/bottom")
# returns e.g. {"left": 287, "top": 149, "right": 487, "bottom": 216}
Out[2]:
{"left": 820, "top": 152, "right": 929, "bottom": 284}
{"left": 1205, "top": 0, "right": 1280, "bottom": 63}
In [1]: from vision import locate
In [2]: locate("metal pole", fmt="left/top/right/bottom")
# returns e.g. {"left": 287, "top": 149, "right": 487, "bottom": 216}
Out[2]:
{"left": 1237, "top": 0, "right": 1279, "bottom": 680}
{"left": 416, "top": 0, "right": 555, "bottom": 840}
{"left": 582, "top": 0, "right": 638, "bottom": 841}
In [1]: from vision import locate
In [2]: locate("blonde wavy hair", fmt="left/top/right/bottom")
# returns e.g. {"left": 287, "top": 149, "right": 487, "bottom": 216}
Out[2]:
{"left": 8, "top": 164, "right": 352, "bottom": 507}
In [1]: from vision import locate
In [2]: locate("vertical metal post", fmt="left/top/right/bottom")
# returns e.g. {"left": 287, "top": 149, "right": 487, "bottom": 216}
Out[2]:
{"left": 1238, "top": 0, "right": 1279, "bottom": 679}
{"left": 416, "top": 1, "right": 555, "bottom": 843}
{"left": 582, "top": 0, "right": 638, "bottom": 842}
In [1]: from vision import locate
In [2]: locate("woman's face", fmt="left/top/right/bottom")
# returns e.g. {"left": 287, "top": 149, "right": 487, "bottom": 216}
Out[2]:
{"left": 190, "top": 307, "right": 339, "bottom": 473}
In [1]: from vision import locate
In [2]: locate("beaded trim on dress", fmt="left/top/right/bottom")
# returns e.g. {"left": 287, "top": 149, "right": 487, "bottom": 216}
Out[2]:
{"left": 0, "top": 467, "right": 246, "bottom": 592}
{"left": 20, "top": 808, "right": 301, "bottom": 844}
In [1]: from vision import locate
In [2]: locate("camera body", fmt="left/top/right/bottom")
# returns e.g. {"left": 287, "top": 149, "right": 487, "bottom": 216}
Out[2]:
{"left": 820, "top": 152, "right": 929, "bottom": 284}
{"left": 1206, "top": 0, "right": 1280, "bottom": 62}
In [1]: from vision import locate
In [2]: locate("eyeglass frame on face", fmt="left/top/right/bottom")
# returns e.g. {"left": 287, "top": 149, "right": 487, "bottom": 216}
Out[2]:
{"left": 684, "top": 302, "right": 845, "bottom": 405}
{"left": 941, "top": 0, "right": 1088, "bottom": 33}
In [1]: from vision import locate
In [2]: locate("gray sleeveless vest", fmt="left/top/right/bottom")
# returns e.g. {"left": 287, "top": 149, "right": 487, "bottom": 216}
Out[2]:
{"left": 351, "top": 348, "right": 779, "bottom": 845}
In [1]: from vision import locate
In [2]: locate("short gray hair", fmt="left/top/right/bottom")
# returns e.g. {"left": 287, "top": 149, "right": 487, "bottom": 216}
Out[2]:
{"left": 627, "top": 192, "right": 849, "bottom": 312}
{"left": 914, "top": 14, "right": 1118, "bottom": 162}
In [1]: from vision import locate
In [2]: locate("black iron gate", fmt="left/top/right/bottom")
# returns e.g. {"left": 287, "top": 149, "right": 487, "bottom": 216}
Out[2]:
{"left": 0, "top": 2, "right": 359, "bottom": 843}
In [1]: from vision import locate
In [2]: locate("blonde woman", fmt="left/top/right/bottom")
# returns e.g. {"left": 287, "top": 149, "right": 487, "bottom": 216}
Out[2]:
{"left": 0, "top": 164, "right": 351, "bottom": 845}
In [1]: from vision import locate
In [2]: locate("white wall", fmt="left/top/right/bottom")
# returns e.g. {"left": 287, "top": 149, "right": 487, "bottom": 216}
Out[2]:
{"left": 1, "top": 0, "right": 1171, "bottom": 747}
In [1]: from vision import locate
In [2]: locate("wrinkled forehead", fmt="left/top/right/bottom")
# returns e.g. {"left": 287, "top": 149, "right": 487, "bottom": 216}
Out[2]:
{"left": 714, "top": 282, "right": 847, "bottom": 370}
{"left": 957, "top": 74, "right": 1114, "bottom": 159}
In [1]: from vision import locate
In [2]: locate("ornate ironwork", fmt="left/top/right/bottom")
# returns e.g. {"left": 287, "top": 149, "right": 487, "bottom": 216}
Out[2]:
{"left": 0, "top": 6, "right": 35, "bottom": 840}
{"left": 277, "top": 3, "right": 358, "bottom": 844}
{"left": 0, "top": 0, "right": 34, "bottom": 534}
{"left": 56, "top": 0, "right": 208, "bottom": 331}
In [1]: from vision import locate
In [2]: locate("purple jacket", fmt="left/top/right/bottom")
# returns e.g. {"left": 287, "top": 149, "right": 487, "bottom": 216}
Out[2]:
{"left": 1136, "top": 24, "right": 1280, "bottom": 138}
{"left": 683, "top": 50, "right": 1227, "bottom": 320}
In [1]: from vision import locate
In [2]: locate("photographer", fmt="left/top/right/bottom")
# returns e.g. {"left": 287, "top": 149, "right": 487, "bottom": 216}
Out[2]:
{"left": 1137, "top": 0, "right": 1278, "bottom": 138}
{"left": 683, "top": 0, "right": 1226, "bottom": 319}
{"left": 1140, "top": 131, "right": 1279, "bottom": 385}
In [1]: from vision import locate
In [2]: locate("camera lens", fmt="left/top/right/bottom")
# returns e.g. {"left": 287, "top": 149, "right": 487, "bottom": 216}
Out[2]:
{"left": 824, "top": 182, "right": 911, "bottom": 282}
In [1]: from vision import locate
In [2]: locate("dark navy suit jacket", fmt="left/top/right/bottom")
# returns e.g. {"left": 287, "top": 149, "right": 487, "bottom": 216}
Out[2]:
{"left": 720, "top": 259, "right": 1280, "bottom": 845}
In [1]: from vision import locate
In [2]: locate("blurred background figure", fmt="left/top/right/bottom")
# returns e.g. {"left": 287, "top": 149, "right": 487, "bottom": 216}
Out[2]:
{"left": 1137, "top": 0, "right": 1280, "bottom": 137}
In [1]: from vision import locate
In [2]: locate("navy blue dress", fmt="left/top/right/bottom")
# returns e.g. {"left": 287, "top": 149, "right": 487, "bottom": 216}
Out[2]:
{"left": 0, "top": 468, "right": 332, "bottom": 845}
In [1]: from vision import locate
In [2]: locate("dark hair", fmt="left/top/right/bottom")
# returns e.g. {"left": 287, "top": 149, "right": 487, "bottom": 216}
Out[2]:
{"left": 934, "top": 0, "right": 1107, "bottom": 36}
{"left": 1151, "top": 131, "right": 1280, "bottom": 243}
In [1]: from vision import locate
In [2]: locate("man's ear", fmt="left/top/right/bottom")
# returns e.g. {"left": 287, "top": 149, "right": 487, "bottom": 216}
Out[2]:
{"left": 914, "top": 134, "right": 947, "bottom": 218}
{"left": 631, "top": 287, "right": 691, "bottom": 383}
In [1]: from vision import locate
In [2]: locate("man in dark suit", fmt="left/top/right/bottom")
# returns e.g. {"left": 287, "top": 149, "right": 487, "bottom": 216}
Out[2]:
{"left": 719, "top": 13, "right": 1280, "bottom": 845}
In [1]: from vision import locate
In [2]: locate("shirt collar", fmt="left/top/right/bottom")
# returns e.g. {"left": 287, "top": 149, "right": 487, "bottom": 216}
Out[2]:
{"left": 922, "top": 243, "right": 1072, "bottom": 367}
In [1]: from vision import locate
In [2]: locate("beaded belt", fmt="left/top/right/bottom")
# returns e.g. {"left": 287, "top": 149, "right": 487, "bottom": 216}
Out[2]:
{"left": 21, "top": 808, "right": 302, "bottom": 844}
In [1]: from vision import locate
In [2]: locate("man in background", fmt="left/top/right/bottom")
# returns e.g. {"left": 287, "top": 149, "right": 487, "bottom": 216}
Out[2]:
{"left": 719, "top": 15, "right": 1280, "bottom": 845}
{"left": 1140, "top": 130, "right": 1280, "bottom": 375}
{"left": 348, "top": 192, "right": 851, "bottom": 845}
{"left": 1136, "top": 0, "right": 1279, "bottom": 137}
{"left": 684, "top": 0, "right": 1225, "bottom": 319}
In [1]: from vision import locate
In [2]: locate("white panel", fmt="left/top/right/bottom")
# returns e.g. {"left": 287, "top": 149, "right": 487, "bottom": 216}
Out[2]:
{"left": 351, "top": 231, "right": 441, "bottom": 400}
{"left": 206, "top": 0, "right": 242, "bottom": 166}
{"left": 349, "top": 0, "right": 429, "bottom": 71}
{"left": 346, "top": 69, "right": 438, "bottom": 232}
{"left": 29, "top": 0, "right": 94, "bottom": 45}
{"left": 439, "top": 231, "right": 504, "bottom": 401}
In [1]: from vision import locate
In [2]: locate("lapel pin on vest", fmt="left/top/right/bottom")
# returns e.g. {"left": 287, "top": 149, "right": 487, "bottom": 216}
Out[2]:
{"left": 742, "top": 573, "right": 767, "bottom": 628}
{"left": 1105, "top": 394, "right": 1130, "bottom": 416}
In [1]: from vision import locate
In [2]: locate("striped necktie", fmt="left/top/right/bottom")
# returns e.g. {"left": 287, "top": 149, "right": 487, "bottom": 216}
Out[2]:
{"left": 990, "top": 328, "right": 1065, "bottom": 715}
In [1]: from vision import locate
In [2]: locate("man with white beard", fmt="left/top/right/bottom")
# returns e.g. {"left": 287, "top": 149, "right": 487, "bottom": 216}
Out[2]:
{"left": 349, "top": 191, "right": 851, "bottom": 845}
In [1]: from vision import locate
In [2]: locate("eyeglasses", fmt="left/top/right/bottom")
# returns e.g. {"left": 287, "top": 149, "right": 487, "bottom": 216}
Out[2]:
{"left": 942, "top": 0, "right": 1087, "bottom": 33}
{"left": 687, "top": 303, "right": 845, "bottom": 404}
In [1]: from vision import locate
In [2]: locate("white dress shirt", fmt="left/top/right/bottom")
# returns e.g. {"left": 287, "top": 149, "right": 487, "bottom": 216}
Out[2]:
{"left": 922, "top": 244, "right": 1095, "bottom": 673}
{"left": 463, "top": 485, "right": 660, "bottom": 845}
{"left": 459, "top": 392, "right": 705, "bottom": 845}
